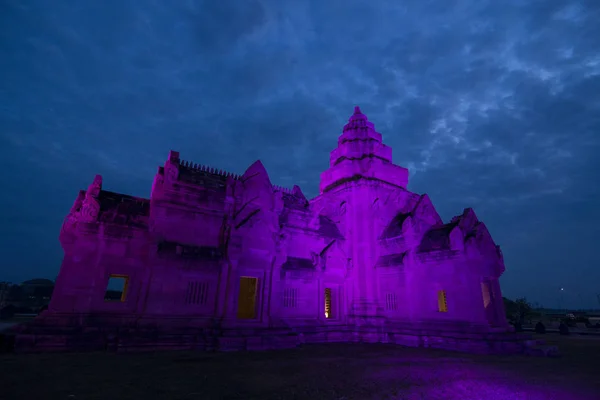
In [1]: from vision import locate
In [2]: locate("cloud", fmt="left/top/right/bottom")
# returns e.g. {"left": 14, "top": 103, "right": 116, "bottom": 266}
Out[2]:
{"left": 1, "top": 0, "right": 599, "bottom": 307}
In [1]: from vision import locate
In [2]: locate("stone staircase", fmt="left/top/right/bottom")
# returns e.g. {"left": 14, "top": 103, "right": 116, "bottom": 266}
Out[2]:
{"left": 6, "top": 313, "right": 552, "bottom": 356}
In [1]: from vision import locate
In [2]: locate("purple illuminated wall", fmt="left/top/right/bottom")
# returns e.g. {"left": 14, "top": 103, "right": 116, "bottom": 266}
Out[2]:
{"left": 48, "top": 106, "right": 509, "bottom": 339}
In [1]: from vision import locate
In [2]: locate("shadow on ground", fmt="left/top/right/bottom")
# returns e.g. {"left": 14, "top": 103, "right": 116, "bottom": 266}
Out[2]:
{"left": 1, "top": 335, "right": 599, "bottom": 400}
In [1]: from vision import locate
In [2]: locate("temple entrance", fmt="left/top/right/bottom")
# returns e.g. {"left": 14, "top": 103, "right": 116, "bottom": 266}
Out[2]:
{"left": 481, "top": 280, "right": 498, "bottom": 325}
{"left": 237, "top": 276, "right": 258, "bottom": 319}
{"left": 437, "top": 290, "right": 448, "bottom": 312}
{"left": 324, "top": 287, "right": 332, "bottom": 319}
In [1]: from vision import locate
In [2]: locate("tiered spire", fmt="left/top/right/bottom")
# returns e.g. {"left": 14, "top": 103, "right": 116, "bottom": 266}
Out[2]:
{"left": 339, "top": 105, "right": 382, "bottom": 144}
{"left": 343, "top": 106, "right": 368, "bottom": 132}
{"left": 319, "top": 106, "right": 408, "bottom": 193}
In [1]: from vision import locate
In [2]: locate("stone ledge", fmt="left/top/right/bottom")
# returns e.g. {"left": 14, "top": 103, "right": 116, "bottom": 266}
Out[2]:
{"left": 12, "top": 318, "right": 538, "bottom": 356}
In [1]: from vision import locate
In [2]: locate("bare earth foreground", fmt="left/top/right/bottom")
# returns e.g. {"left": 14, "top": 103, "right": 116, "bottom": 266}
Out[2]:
{"left": 1, "top": 335, "right": 599, "bottom": 400}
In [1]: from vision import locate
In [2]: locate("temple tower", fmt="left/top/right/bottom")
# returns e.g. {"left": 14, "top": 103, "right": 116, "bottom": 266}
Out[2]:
{"left": 319, "top": 106, "right": 408, "bottom": 194}
{"left": 320, "top": 107, "right": 410, "bottom": 321}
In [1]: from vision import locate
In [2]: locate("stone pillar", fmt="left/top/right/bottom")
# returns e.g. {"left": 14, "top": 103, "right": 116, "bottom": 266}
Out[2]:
{"left": 214, "top": 259, "right": 231, "bottom": 319}
{"left": 258, "top": 261, "right": 272, "bottom": 326}
{"left": 348, "top": 186, "right": 381, "bottom": 319}
{"left": 220, "top": 259, "right": 240, "bottom": 324}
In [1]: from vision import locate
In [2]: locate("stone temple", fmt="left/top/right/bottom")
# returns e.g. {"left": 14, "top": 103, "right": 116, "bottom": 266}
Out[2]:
{"left": 15, "top": 107, "right": 530, "bottom": 353}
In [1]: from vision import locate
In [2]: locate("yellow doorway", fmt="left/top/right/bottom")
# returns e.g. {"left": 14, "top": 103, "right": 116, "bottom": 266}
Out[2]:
{"left": 237, "top": 276, "right": 258, "bottom": 319}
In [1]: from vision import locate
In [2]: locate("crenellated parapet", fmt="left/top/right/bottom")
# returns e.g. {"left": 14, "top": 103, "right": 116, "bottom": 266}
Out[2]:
{"left": 159, "top": 150, "right": 238, "bottom": 192}
{"left": 149, "top": 151, "right": 317, "bottom": 260}
{"left": 272, "top": 185, "right": 294, "bottom": 194}
{"left": 178, "top": 159, "right": 241, "bottom": 180}
{"left": 155, "top": 150, "right": 294, "bottom": 198}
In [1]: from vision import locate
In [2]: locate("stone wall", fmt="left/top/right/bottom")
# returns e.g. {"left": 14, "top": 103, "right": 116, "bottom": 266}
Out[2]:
{"left": 29, "top": 107, "right": 518, "bottom": 355}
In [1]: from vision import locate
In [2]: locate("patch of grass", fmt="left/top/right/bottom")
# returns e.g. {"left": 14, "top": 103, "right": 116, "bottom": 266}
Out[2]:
{"left": 1, "top": 335, "right": 599, "bottom": 399}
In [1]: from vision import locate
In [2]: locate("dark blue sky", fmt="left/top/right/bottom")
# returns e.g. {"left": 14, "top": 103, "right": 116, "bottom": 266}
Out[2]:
{"left": 1, "top": 1, "right": 599, "bottom": 309}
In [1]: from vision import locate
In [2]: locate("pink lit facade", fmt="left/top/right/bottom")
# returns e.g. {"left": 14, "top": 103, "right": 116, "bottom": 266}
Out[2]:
{"left": 18, "top": 107, "right": 523, "bottom": 353}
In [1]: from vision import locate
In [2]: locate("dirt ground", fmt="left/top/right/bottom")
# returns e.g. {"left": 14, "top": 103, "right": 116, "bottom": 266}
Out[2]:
{"left": 1, "top": 335, "right": 599, "bottom": 400}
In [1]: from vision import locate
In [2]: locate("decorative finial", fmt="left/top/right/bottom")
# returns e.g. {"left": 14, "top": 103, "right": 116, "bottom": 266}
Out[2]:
{"left": 354, "top": 106, "right": 362, "bottom": 115}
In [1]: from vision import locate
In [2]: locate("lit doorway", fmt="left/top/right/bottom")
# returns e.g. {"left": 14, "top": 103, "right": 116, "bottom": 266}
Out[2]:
{"left": 237, "top": 276, "right": 258, "bottom": 319}
{"left": 324, "top": 287, "right": 332, "bottom": 319}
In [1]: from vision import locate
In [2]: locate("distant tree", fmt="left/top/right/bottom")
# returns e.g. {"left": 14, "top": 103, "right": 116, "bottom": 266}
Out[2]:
{"left": 503, "top": 297, "right": 533, "bottom": 325}
{"left": 503, "top": 297, "right": 517, "bottom": 322}
{"left": 33, "top": 285, "right": 54, "bottom": 299}
{"left": 6, "top": 284, "right": 23, "bottom": 302}
{"left": 515, "top": 297, "right": 533, "bottom": 324}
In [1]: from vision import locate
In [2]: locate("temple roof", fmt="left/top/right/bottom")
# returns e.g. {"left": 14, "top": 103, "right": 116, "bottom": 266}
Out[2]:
{"left": 415, "top": 208, "right": 489, "bottom": 253}
{"left": 97, "top": 190, "right": 150, "bottom": 228}
{"left": 176, "top": 162, "right": 231, "bottom": 190}
{"left": 282, "top": 191, "right": 309, "bottom": 210}
{"left": 417, "top": 223, "right": 457, "bottom": 253}
{"left": 98, "top": 190, "right": 150, "bottom": 214}
{"left": 381, "top": 212, "right": 412, "bottom": 239}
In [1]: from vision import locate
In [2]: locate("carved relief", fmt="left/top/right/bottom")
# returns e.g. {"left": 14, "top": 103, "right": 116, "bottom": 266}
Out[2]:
{"left": 88, "top": 175, "right": 102, "bottom": 197}
{"left": 78, "top": 176, "right": 103, "bottom": 223}
{"left": 340, "top": 201, "right": 347, "bottom": 216}
{"left": 70, "top": 195, "right": 84, "bottom": 214}
{"left": 62, "top": 213, "right": 79, "bottom": 232}
{"left": 165, "top": 162, "right": 179, "bottom": 183}
{"left": 79, "top": 197, "right": 100, "bottom": 223}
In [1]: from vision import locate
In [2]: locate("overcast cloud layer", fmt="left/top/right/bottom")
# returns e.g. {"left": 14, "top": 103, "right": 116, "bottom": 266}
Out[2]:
{"left": 1, "top": 0, "right": 599, "bottom": 308}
